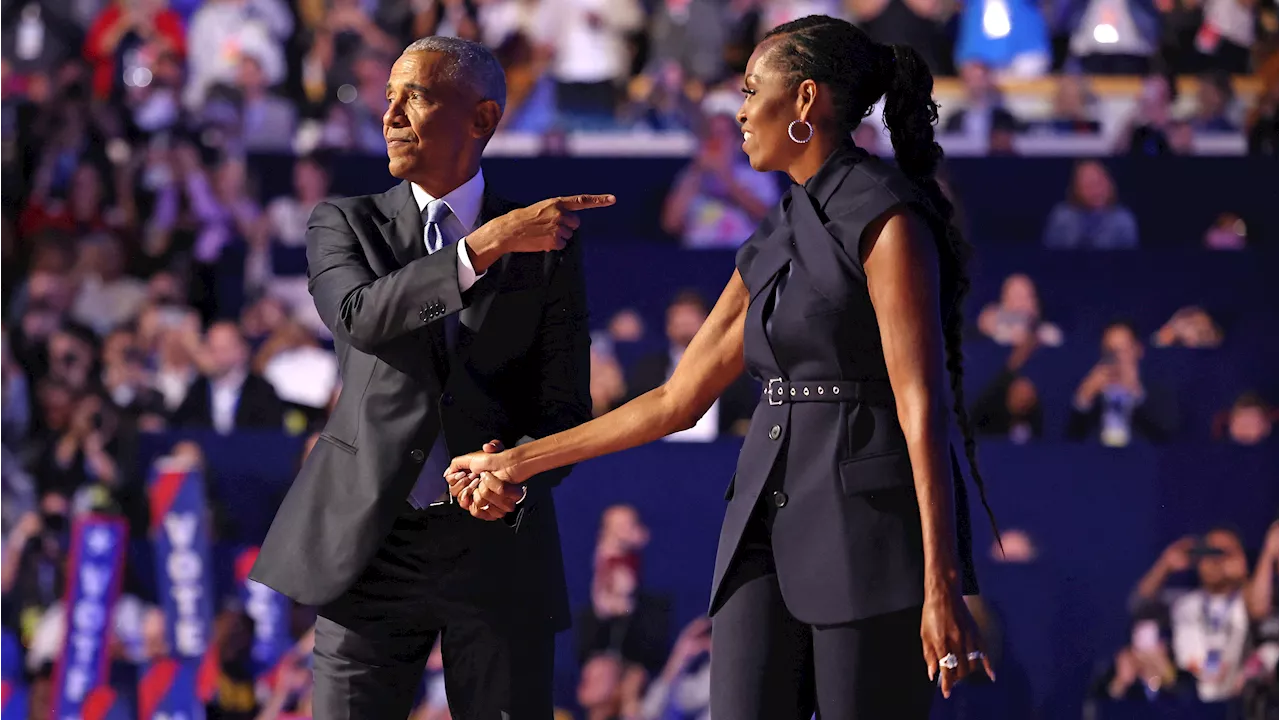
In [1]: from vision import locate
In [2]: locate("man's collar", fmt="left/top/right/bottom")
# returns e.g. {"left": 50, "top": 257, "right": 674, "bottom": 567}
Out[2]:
{"left": 410, "top": 169, "right": 486, "bottom": 233}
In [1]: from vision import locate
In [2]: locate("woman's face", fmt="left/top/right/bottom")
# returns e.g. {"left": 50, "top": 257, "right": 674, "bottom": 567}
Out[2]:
{"left": 737, "top": 41, "right": 804, "bottom": 173}
{"left": 1073, "top": 162, "right": 1112, "bottom": 210}
{"left": 1000, "top": 274, "right": 1039, "bottom": 315}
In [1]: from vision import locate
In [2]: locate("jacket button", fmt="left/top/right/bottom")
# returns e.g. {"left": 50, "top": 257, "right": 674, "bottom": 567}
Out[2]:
{"left": 441, "top": 393, "right": 454, "bottom": 406}
{"left": 769, "top": 425, "right": 781, "bottom": 440}
{"left": 410, "top": 449, "right": 425, "bottom": 462}
{"left": 773, "top": 491, "right": 788, "bottom": 508}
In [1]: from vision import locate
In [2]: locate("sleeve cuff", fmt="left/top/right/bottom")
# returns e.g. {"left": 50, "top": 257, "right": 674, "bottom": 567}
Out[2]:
{"left": 457, "top": 237, "right": 485, "bottom": 292}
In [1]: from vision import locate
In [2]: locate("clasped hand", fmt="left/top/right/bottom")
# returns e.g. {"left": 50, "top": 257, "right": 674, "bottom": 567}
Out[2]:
{"left": 445, "top": 441, "right": 526, "bottom": 521}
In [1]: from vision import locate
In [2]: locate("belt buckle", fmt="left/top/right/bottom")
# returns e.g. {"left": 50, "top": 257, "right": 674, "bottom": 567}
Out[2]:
{"left": 766, "top": 378, "right": 784, "bottom": 406}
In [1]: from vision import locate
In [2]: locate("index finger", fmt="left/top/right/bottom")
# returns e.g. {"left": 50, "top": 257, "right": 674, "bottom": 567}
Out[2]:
{"left": 557, "top": 194, "right": 616, "bottom": 211}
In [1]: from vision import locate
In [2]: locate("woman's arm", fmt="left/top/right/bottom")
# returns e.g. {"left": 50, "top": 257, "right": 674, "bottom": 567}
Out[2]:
{"left": 863, "top": 207, "right": 992, "bottom": 693}
{"left": 449, "top": 271, "right": 749, "bottom": 491}
{"left": 863, "top": 209, "right": 959, "bottom": 594}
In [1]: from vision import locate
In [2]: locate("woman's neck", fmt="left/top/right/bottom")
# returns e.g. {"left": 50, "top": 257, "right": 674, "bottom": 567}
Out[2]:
{"left": 785, "top": 134, "right": 847, "bottom": 186}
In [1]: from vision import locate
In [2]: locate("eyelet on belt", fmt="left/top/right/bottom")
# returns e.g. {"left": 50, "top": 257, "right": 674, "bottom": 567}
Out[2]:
{"left": 803, "top": 387, "right": 810, "bottom": 396}
{"left": 817, "top": 386, "right": 824, "bottom": 395}
{"left": 833, "top": 387, "right": 840, "bottom": 395}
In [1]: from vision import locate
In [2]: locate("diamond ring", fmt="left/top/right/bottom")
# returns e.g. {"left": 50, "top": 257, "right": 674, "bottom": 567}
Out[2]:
{"left": 939, "top": 653, "right": 958, "bottom": 670}
{"left": 968, "top": 651, "right": 984, "bottom": 661}
{"left": 480, "top": 504, "right": 491, "bottom": 511}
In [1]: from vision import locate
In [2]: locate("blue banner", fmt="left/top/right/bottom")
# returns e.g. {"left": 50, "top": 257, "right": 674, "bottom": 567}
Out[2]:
{"left": 148, "top": 464, "right": 215, "bottom": 660}
{"left": 236, "top": 546, "right": 293, "bottom": 677}
{"left": 2, "top": 679, "right": 28, "bottom": 720}
{"left": 51, "top": 514, "right": 128, "bottom": 720}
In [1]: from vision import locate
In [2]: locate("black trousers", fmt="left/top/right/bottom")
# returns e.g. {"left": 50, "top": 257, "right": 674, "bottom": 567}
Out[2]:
{"left": 710, "top": 501, "right": 936, "bottom": 719}
{"left": 313, "top": 507, "right": 555, "bottom": 720}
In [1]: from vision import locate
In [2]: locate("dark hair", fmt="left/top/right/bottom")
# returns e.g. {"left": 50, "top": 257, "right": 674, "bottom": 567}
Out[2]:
{"left": 669, "top": 289, "right": 709, "bottom": 314}
{"left": 1102, "top": 318, "right": 1139, "bottom": 341}
{"left": 1233, "top": 391, "right": 1268, "bottom": 411}
{"left": 762, "top": 16, "right": 997, "bottom": 538}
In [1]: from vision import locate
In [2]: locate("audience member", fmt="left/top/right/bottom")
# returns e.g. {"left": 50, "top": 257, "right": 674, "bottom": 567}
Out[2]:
{"left": 1216, "top": 393, "right": 1276, "bottom": 446}
{"left": 625, "top": 290, "right": 756, "bottom": 440}
{"left": 976, "top": 273, "right": 1063, "bottom": 348}
{"left": 1092, "top": 610, "right": 1199, "bottom": 705}
{"left": 1134, "top": 528, "right": 1251, "bottom": 702}
{"left": 636, "top": 617, "right": 711, "bottom": 720}
{"left": 661, "top": 111, "right": 780, "bottom": 248}
{"left": 1066, "top": 321, "right": 1175, "bottom": 446}
{"left": 1152, "top": 306, "right": 1224, "bottom": 349}
{"left": 1042, "top": 160, "right": 1139, "bottom": 249}
{"left": 971, "top": 335, "right": 1043, "bottom": 443}
{"left": 171, "top": 321, "right": 284, "bottom": 434}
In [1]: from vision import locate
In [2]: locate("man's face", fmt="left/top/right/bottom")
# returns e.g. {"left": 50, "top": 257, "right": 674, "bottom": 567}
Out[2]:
{"left": 1101, "top": 325, "right": 1142, "bottom": 368}
{"left": 1229, "top": 406, "right": 1272, "bottom": 445}
{"left": 666, "top": 302, "right": 706, "bottom": 349}
{"left": 383, "top": 51, "right": 496, "bottom": 184}
{"left": 601, "top": 505, "right": 649, "bottom": 551}
{"left": 1197, "top": 530, "right": 1247, "bottom": 592}
{"left": 205, "top": 324, "right": 247, "bottom": 377}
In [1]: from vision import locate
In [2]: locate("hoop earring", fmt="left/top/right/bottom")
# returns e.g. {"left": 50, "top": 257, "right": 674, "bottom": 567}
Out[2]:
{"left": 788, "top": 120, "right": 813, "bottom": 144}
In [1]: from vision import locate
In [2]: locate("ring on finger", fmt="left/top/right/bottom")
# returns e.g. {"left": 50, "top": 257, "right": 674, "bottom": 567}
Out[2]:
{"left": 480, "top": 504, "right": 491, "bottom": 511}
{"left": 967, "top": 651, "right": 984, "bottom": 661}
{"left": 939, "top": 653, "right": 959, "bottom": 670}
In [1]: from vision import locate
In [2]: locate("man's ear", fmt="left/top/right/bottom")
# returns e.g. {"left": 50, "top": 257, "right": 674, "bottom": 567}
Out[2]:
{"left": 473, "top": 100, "right": 503, "bottom": 139}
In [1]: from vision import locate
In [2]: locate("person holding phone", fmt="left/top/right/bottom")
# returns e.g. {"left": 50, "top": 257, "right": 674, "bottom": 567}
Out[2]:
{"left": 1094, "top": 612, "right": 1197, "bottom": 703}
{"left": 1134, "top": 528, "right": 1251, "bottom": 702}
{"left": 1067, "top": 320, "right": 1175, "bottom": 446}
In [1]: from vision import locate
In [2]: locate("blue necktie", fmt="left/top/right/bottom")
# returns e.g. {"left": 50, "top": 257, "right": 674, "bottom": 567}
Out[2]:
{"left": 408, "top": 199, "right": 458, "bottom": 509}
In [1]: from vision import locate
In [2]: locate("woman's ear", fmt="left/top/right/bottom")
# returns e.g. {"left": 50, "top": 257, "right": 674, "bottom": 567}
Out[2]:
{"left": 796, "top": 79, "right": 818, "bottom": 124}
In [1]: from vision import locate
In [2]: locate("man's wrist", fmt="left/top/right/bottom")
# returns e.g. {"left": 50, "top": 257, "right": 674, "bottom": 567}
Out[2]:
{"left": 464, "top": 230, "right": 503, "bottom": 274}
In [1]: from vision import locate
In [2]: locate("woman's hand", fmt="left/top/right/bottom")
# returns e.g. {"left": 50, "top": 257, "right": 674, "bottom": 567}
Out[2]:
{"left": 922, "top": 588, "right": 995, "bottom": 698}
{"left": 446, "top": 441, "right": 529, "bottom": 521}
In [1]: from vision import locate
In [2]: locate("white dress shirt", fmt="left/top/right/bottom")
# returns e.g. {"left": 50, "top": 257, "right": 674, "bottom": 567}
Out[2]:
{"left": 210, "top": 370, "right": 247, "bottom": 436}
{"left": 407, "top": 169, "right": 496, "bottom": 508}
{"left": 409, "top": 170, "right": 487, "bottom": 291}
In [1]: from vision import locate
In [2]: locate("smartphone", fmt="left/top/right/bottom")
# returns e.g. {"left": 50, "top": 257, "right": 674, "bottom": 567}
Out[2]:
{"left": 1187, "top": 539, "right": 1226, "bottom": 559}
{"left": 1132, "top": 620, "right": 1160, "bottom": 652}
{"left": 156, "top": 306, "right": 189, "bottom": 329}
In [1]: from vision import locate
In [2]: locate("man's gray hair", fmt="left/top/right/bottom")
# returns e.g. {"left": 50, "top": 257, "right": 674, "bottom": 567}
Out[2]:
{"left": 403, "top": 36, "right": 507, "bottom": 113}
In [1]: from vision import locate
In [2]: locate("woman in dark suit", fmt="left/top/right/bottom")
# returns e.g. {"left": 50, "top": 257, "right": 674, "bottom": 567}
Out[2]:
{"left": 449, "top": 15, "right": 997, "bottom": 717}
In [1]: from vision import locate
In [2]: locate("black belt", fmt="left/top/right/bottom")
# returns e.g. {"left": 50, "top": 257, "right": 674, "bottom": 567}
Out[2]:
{"left": 761, "top": 378, "right": 895, "bottom": 405}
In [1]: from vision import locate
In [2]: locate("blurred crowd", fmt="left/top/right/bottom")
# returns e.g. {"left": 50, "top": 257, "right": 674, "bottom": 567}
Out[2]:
{"left": 1, "top": 0, "right": 1277, "bottom": 164}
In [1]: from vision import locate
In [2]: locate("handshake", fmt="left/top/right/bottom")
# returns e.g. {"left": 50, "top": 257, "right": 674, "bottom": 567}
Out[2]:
{"left": 445, "top": 440, "right": 528, "bottom": 522}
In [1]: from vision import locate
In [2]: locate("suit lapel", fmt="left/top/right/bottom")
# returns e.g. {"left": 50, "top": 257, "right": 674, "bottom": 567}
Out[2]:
{"left": 377, "top": 181, "right": 427, "bottom": 269}
{"left": 375, "top": 181, "right": 446, "bottom": 367}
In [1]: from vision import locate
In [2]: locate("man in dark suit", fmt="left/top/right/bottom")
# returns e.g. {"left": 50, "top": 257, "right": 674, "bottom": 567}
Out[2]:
{"left": 625, "top": 290, "right": 757, "bottom": 439}
{"left": 170, "top": 321, "right": 284, "bottom": 433}
{"left": 250, "top": 36, "right": 607, "bottom": 719}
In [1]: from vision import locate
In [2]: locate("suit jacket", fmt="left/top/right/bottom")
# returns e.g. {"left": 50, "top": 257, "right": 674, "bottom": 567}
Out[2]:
{"left": 250, "top": 180, "right": 592, "bottom": 626}
{"left": 170, "top": 374, "right": 285, "bottom": 432}
{"left": 710, "top": 145, "right": 978, "bottom": 625}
